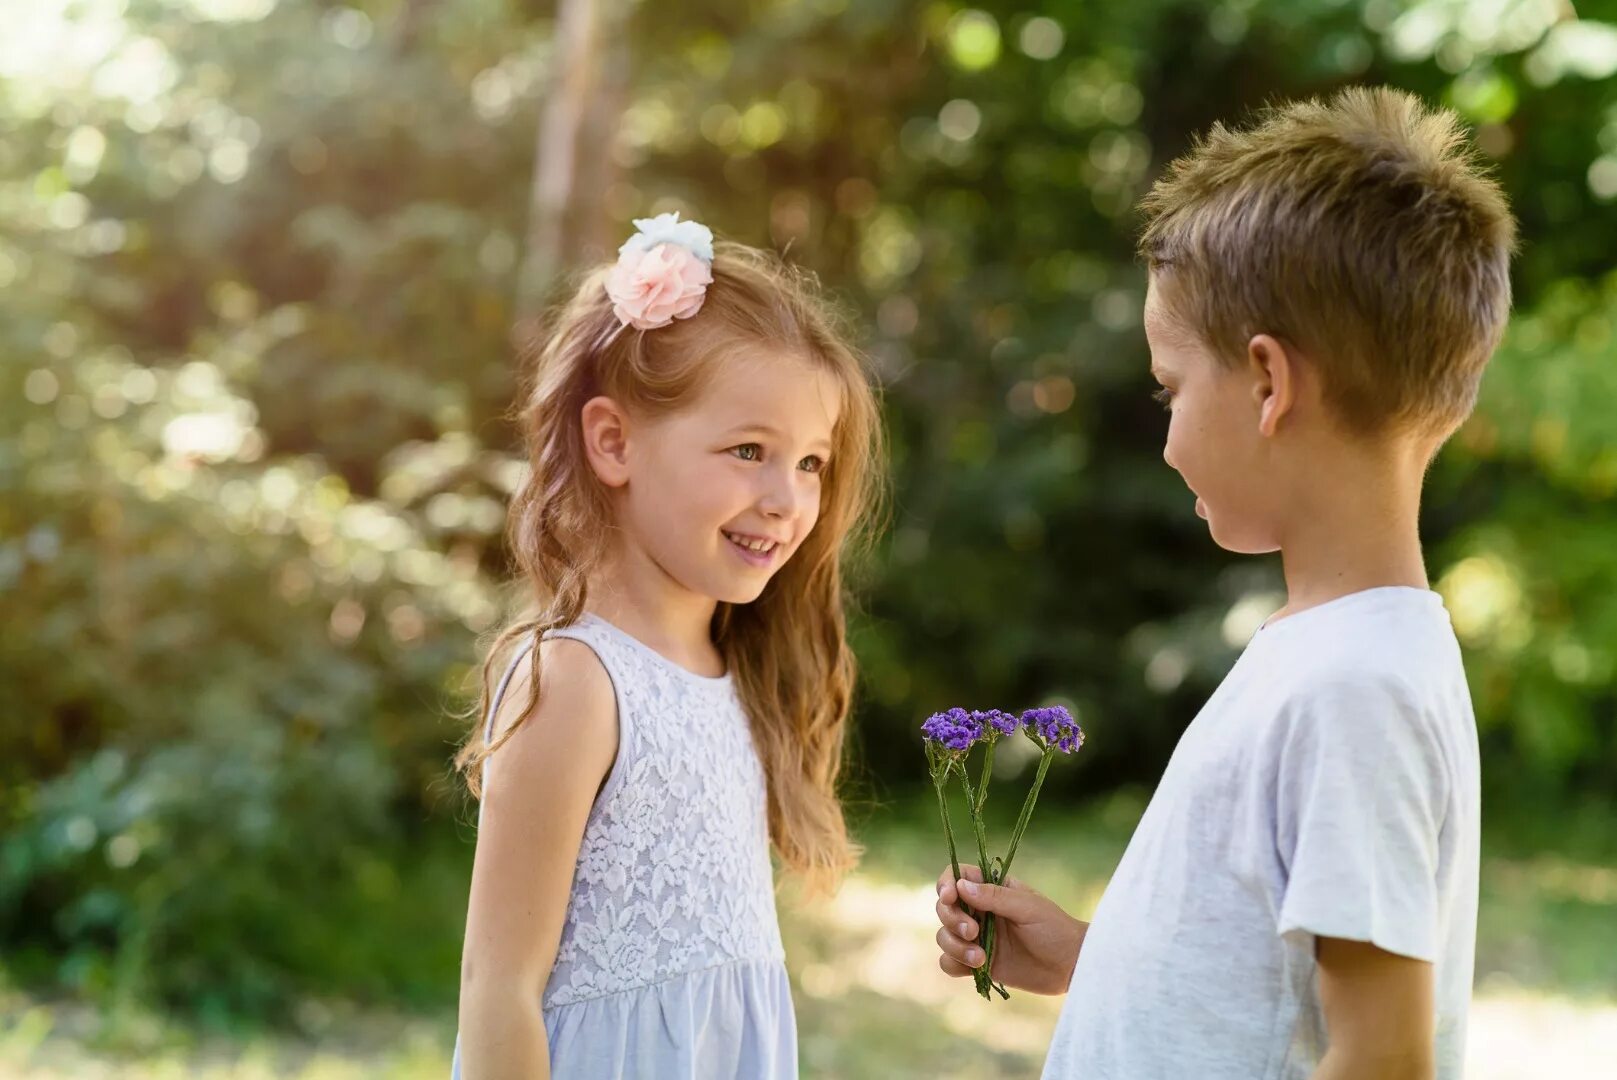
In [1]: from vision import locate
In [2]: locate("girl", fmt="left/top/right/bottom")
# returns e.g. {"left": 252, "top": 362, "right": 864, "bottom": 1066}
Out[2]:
{"left": 451, "top": 212, "right": 883, "bottom": 1080}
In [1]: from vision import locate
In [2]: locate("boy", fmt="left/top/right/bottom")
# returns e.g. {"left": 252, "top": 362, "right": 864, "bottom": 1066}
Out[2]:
{"left": 933, "top": 86, "right": 1515, "bottom": 1079}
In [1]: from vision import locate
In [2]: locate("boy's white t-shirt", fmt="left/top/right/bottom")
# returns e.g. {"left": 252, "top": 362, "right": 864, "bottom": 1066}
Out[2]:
{"left": 1042, "top": 586, "right": 1480, "bottom": 1080}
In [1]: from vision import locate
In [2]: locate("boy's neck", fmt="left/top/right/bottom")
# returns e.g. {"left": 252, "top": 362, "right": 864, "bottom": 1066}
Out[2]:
{"left": 1269, "top": 437, "right": 1432, "bottom": 624}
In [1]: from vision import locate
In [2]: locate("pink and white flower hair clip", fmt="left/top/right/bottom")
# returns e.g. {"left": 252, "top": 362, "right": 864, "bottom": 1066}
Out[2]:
{"left": 603, "top": 212, "right": 715, "bottom": 331}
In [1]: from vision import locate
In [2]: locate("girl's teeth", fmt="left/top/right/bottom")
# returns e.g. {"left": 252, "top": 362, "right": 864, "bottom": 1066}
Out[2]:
{"left": 727, "top": 532, "right": 776, "bottom": 553}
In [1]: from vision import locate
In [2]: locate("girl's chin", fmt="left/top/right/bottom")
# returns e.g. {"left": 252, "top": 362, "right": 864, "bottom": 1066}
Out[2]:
{"left": 713, "top": 581, "right": 768, "bottom": 606}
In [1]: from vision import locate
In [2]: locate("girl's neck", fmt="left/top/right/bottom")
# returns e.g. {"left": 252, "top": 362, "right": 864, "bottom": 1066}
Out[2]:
{"left": 584, "top": 543, "right": 724, "bottom": 677}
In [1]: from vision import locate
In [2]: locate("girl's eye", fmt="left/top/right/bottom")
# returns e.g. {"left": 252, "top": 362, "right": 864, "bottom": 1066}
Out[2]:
{"left": 1152, "top": 387, "right": 1176, "bottom": 411}
{"left": 732, "top": 444, "right": 762, "bottom": 462}
{"left": 798, "top": 455, "right": 826, "bottom": 474}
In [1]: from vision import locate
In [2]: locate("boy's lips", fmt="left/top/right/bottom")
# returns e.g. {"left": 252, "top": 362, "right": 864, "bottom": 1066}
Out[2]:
{"left": 1194, "top": 496, "right": 1208, "bottom": 519}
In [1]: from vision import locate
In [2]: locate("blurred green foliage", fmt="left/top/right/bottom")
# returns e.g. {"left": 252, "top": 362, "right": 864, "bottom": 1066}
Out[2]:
{"left": 2, "top": 0, "right": 1614, "bottom": 1021}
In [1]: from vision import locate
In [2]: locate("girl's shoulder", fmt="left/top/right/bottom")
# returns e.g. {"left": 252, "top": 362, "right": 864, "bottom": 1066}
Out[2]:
{"left": 484, "top": 634, "right": 618, "bottom": 781}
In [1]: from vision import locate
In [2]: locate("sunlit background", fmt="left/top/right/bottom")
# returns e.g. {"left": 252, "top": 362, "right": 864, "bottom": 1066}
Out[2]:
{"left": 3, "top": 0, "right": 1615, "bottom": 1076}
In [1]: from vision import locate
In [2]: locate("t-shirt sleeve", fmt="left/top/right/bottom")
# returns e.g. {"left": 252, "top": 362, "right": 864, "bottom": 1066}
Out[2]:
{"left": 1273, "top": 675, "right": 1449, "bottom": 962}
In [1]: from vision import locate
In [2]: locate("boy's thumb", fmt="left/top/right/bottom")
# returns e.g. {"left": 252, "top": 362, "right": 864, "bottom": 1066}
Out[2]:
{"left": 958, "top": 878, "right": 1031, "bottom": 918}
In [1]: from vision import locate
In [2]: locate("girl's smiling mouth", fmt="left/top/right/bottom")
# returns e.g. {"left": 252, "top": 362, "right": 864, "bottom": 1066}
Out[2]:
{"left": 724, "top": 529, "right": 782, "bottom": 565}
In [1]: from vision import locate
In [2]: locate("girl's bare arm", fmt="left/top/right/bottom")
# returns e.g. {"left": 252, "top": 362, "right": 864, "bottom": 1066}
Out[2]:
{"left": 455, "top": 638, "right": 618, "bottom": 1080}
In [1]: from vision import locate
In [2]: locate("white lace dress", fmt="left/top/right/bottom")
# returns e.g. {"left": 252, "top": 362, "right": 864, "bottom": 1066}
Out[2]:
{"left": 451, "top": 613, "right": 796, "bottom": 1079}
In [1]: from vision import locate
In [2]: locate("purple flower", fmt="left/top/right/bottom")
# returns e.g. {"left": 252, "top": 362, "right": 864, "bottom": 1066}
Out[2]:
{"left": 921, "top": 707, "right": 983, "bottom": 752}
{"left": 972, "top": 709, "right": 1020, "bottom": 736}
{"left": 1022, "top": 705, "right": 1085, "bottom": 754}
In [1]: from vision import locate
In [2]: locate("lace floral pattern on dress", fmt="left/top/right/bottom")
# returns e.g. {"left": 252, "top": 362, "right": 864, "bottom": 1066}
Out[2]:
{"left": 490, "top": 615, "right": 783, "bottom": 1009}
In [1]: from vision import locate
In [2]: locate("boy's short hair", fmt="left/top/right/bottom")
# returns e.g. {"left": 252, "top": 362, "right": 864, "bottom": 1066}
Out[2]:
{"left": 1137, "top": 86, "right": 1517, "bottom": 436}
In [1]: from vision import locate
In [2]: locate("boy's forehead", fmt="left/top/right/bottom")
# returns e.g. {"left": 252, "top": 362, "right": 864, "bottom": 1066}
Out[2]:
{"left": 1142, "top": 296, "right": 1175, "bottom": 363}
{"left": 1143, "top": 304, "right": 1165, "bottom": 341}
{"left": 1141, "top": 280, "right": 1200, "bottom": 357}
{"left": 1142, "top": 277, "right": 1173, "bottom": 335}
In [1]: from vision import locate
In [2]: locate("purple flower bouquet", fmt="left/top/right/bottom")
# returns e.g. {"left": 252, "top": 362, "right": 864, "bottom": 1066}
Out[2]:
{"left": 922, "top": 704, "right": 1086, "bottom": 1001}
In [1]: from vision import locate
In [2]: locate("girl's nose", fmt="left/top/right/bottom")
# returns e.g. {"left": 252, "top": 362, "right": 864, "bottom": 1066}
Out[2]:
{"left": 755, "top": 478, "right": 787, "bottom": 519}
{"left": 757, "top": 465, "right": 806, "bottom": 520}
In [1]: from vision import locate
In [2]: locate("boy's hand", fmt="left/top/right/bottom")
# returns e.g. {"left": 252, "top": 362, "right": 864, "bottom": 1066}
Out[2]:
{"left": 934, "top": 864, "right": 1087, "bottom": 996}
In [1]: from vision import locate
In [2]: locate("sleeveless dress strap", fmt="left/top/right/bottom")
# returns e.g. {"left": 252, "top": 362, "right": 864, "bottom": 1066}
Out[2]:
{"left": 541, "top": 617, "right": 634, "bottom": 817}
{"left": 483, "top": 636, "right": 537, "bottom": 745}
{"left": 478, "top": 619, "right": 632, "bottom": 813}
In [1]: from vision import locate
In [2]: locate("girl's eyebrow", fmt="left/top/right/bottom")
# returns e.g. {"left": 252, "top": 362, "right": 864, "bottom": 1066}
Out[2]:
{"left": 726, "top": 423, "right": 833, "bottom": 455}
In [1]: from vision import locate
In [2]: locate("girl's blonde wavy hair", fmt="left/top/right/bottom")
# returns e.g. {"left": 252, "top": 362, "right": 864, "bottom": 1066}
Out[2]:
{"left": 455, "top": 241, "right": 885, "bottom": 895}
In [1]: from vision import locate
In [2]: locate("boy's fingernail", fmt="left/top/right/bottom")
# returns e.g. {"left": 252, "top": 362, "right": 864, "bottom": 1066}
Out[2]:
{"left": 958, "top": 880, "right": 977, "bottom": 897}
{"left": 958, "top": 921, "right": 970, "bottom": 936}
{"left": 967, "top": 949, "right": 983, "bottom": 964}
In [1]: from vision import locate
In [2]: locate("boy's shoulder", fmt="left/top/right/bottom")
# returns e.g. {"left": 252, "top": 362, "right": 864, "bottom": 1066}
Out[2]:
{"left": 1245, "top": 591, "right": 1471, "bottom": 746}
{"left": 1259, "top": 589, "right": 1460, "bottom": 685}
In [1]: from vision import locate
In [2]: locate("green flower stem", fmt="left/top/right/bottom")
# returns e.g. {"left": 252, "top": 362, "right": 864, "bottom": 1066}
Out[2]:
{"left": 957, "top": 765, "right": 1000, "bottom": 999}
{"left": 957, "top": 770, "right": 993, "bottom": 877}
{"left": 998, "top": 749, "right": 1056, "bottom": 883}
{"left": 969, "top": 747, "right": 1056, "bottom": 1003}
{"left": 977, "top": 737, "right": 1011, "bottom": 999}
{"left": 975, "top": 736, "right": 996, "bottom": 814}
{"left": 932, "top": 776, "right": 963, "bottom": 894}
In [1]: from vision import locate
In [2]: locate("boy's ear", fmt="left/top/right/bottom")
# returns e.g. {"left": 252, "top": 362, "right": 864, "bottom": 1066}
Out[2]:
{"left": 1248, "top": 334, "right": 1296, "bottom": 438}
{"left": 581, "top": 395, "right": 632, "bottom": 488}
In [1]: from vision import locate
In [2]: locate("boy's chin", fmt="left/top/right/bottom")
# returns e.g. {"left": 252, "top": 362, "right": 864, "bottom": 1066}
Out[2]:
{"left": 1204, "top": 513, "right": 1281, "bottom": 556}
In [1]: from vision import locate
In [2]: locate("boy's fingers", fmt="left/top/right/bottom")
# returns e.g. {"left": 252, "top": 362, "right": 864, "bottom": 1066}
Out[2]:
{"left": 938, "top": 953, "right": 974, "bottom": 978}
{"left": 934, "top": 896, "right": 978, "bottom": 940}
{"left": 935, "top": 926, "right": 985, "bottom": 969}
{"left": 936, "top": 864, "right": 985, "bottom": 897}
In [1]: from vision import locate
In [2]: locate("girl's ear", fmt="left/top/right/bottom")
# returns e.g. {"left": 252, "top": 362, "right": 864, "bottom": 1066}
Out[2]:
{"left": 581, "top": 396, "right": 632, "bottom": 488}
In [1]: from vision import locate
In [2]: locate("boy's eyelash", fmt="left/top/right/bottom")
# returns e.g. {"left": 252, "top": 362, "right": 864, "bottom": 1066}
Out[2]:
{"left": 1152, "top": 387, "right": 1176, "bottom": 410}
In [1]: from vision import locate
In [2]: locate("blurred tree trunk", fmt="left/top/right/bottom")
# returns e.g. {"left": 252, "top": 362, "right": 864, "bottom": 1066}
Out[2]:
{"left": 388, "top": 0, "right": 437, "bottom": 53}
{"left": 517, "top": 0, "right": 631, "bottom": 318}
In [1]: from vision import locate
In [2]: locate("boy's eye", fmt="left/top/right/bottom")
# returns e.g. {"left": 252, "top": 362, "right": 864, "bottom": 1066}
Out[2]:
{"left": 798, "top": 455, "right": 826, "bottom": 474}
{"left": 1152, "top": 387, "right": 1176, "bottom": 410}
{"left": 732, "top": 444, "right": 762, "bottom": 462}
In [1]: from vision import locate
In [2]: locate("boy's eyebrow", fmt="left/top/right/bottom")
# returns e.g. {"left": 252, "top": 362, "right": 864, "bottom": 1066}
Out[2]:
{"left": 726, "top": 423, "right": 834, "bottom": 454}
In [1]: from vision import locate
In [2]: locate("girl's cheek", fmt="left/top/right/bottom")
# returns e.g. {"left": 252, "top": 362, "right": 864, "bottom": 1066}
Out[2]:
{"left": 707, "top": 464, "right": 753, "bottom": 510}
